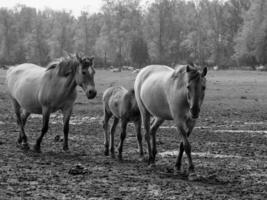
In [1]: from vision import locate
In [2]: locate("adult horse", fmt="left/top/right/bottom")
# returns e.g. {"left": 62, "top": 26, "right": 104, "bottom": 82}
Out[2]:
{"left": 102, "top": 86, "right": 142, "bottom": 160}
{"left": 6, "top": 54, "right": 97, "bottom": 153}
{"left": 134, "top": 64, "right": 207, "bottom": 177}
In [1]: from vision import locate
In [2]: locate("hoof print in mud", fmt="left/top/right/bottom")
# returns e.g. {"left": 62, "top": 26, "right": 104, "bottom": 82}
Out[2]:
{"left": 188, "top": 173, "right": 199, "bottom": 181}
{"left": 54, "top": 135, "right": 63, "bottom": 142}
{"left": 68, "top": 164, "right": 90, "bottom": 175}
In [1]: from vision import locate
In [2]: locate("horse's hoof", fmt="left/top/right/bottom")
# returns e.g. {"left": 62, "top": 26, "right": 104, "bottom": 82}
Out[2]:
{"left": 104, "top": 149, "right": 109, "bottom": 156}
{"left": 148, "top": 163, "right": 156, "bottom": 169}
{"left": 63, "top": 148, "right": 70, "bottom": 153}
{"left": 173, "top": 167, "right": 182, "bottom": 176}
{"left": 16, "top": 142, "right": 29, "bottom": 151}
{"left": 16, "top": 141, "right": 22, "bottom": 148}
{"left": 33, "top": 145, "right": 41, "bottom": 153}
{"left": 117, "top": 154, "right": 123, "bottom": 161}
{"left": 188, "top": 172, "right": 198, "bottom": 181}
{"left": 21, "top": 143, "right": 30, "bottom": 151}
{"left": 63, "top": 146, "right": 69, "bottom": 152}
{"left": 110, "top": 153, "right": 116, "bottom": 159}
{"left": 138, "top": 156, "right": 145, "bottom": 162}
{"left": 148, "top": 157, "right": 155, "bottom": 165}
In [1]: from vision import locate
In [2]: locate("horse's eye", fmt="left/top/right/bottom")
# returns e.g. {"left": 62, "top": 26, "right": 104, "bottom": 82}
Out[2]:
{"left": 202, "top": 86, "right": 206, "bottom": 90}
{"left": 82, "top": 71, "right": 86, "bottom": 75}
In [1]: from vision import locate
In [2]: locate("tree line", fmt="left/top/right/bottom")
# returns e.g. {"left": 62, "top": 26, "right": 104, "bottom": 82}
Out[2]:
{"left": 0, "top": 0, "right": 266, "bottom": 69}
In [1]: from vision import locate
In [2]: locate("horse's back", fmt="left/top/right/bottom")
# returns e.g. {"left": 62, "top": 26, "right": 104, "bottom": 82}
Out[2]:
{"left": 134, "top": 65, "right": 174, "bottom": 120}
{"left": 103, "top": 86, "right": 139, "bottom": 120}
{"left": 6, "top": 63, "right": 45, "bottom": 113}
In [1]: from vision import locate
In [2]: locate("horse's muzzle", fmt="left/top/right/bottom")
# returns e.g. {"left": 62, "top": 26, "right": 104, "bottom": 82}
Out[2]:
{"left": 86, "top": 89, "right": 97, "bottom": 99}
{"left": 190, "top": 107, "right": 200, "bottom": 119}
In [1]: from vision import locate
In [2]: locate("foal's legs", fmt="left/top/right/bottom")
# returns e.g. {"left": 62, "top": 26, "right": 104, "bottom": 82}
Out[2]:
{"left": 103, "top": 107, "right": 112, "bottom": 156}
{"left": 62, "top": 107, "right": 73, "bottom": 151}
{"left": 12, "top": 99, "right": 30, "bottom": 149}
{"left": 110, "top": 117, "right": 119, "bottom": 157}
{"left": 150, "top": 118, "right": 164, "bottom": 159}
{"left": 33, "top": 107, "right": 50, "bottom": 153}
{"left": 117, "top": 119, "right": 128, "bottom": 160}
{"left": 134, "top": 119, "right": 144, "bottom": 158}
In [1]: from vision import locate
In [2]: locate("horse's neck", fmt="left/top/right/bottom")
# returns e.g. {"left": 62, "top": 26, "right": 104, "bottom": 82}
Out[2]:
{"left": 168, "top": 73, "right": 189, "bottom": 107}
{"left": 47, "top": 70, "right": 77, "bottom": 96}
{"left": 63, "top": 74, "right": 77, "bottom": 95}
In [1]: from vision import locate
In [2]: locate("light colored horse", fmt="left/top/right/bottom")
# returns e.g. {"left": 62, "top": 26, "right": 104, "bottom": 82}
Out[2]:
{"left": 102, "top": 86, "right": 143, "bottom": 160}
{"left": 6, "top": 54, "right": 97, "bottom": 153}
{"left": 134, "top": 64, "right": 207, "bottom": 177}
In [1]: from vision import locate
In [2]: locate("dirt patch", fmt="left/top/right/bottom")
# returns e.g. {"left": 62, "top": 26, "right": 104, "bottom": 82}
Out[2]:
{"left": 0, "top": 70, "right": 267, "bottom": 199}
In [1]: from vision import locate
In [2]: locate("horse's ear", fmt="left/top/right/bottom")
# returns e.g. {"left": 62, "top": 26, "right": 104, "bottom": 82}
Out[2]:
{"left": 90, "top": 56, "right": 94, "bottom": 61}
{"left": 202, "top": 67, "right": 207, "bottom": 77}
{"left": 188, "top": 62, "right": 194, "bottom": 67}
{"left": 76, "top": 53, "right": 82, "bottom": 62}
{"left": 186, "top": 65, "right": 191, "bottom": 73}
{"left": 63, "top": 50, "right": 72, "bottom": 58}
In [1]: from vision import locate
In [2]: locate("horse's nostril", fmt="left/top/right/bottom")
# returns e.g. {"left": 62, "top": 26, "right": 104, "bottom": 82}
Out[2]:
{"left": 87, "top": 90, "right": 96, "bottom": 99}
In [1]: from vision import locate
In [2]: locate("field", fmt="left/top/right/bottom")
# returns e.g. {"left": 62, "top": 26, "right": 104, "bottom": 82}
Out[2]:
{"left": 0, "top": 69, "right": 267, "bottom": 200}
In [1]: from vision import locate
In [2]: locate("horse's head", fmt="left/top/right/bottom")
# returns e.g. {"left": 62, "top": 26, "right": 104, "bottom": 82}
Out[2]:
{"left": 185, "top": 64, "right": 207, "bottom": 119}
{"left": 75, "top": 53, "right": 97, "bottom": 99}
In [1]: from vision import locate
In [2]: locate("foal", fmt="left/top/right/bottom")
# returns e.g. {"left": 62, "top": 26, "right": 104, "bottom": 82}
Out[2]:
{"left": 102, "top": 86, "right": 143, "bottom": 160}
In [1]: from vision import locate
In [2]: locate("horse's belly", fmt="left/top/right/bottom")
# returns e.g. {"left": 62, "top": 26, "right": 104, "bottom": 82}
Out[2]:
{"left": 141, "top": 84, "right": 173, "bottom": 120}
{"left": 17, "top": 95, "right": 42, "bottom": 114}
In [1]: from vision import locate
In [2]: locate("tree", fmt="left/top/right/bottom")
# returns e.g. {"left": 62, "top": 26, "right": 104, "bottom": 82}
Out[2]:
{"left": 0, "top": 8, "right": 17, "bottom": 64}
{"left": 233, "top": 0, "right": 267, "bottom": 66}
{"left": 130, "top": 36, "right": 149, "bottom": 68}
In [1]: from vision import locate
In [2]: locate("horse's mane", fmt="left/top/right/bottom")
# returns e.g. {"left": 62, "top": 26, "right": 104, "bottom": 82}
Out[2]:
{"left": 173, "top": 64, "right": 201, "bottom": 86}
{"left": 46, "top": 56, "right": 79, "bottom": 77}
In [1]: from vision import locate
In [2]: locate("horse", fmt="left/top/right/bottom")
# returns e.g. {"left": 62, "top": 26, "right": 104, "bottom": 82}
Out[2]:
{"left": 134, "top": 64, "right": 207, "bottom": 178}
{"left": 6, "top": 53, "right": 97, "bottom": 153}
{"left": 102, "top": 86, "right": 143, "bottom": 160}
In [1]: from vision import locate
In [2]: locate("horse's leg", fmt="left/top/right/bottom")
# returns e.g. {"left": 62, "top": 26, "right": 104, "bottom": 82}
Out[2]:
{"left": 175, "top": 121, "right": 196, "bottom": 176}
{"left": 134, "top": 119, "right": 144, "bottom": 158}
{"left": 174, "top": 141, "right": 184, "bottom": 173}
{"left": 62, "top": 107, "right": 72, "bottom": 151}
{"left": 11, "top": 99, "right": 28, "bottom": 149}
{"left": 150, "top": 118, "right": 164, "bottom": 159}
{"left": 117, "top": 119, "right": 128, "bottom": 160}
{"left": 134, "top": 87, "right": 152, "bottom": 164}
{"left": 103, "top": 107, "right": 112, "bottom": 156}
{"left": 143, "top": 112, "right": 153, "bottom": 164}
{"left": 34, "top": 107, "right": 50, "bottom": 153}
{"left": 176, "top": 124, "right": 195, "bottom": 176}
{"left": 20, "top": 109, "right": 30, "bottom": 149}
{"left": 110, "top": 117, "right": 119, "bottom": 158}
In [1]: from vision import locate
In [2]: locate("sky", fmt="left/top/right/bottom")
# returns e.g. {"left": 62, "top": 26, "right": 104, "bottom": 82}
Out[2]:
{"left": 0, "top": 0, "right": 104, "bottom": 16}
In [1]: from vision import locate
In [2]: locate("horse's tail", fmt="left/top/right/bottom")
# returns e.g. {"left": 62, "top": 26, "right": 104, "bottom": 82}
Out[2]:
{"left": 134, "top": 68, "right": 150, "bottom": 126}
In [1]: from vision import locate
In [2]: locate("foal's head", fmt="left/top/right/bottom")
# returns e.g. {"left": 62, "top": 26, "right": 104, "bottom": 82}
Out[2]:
{"left": 75, "top": 54, "right": 97, "bottom": 99}
{"left": 185, "top": 64, "right": 207, "bottom": 119}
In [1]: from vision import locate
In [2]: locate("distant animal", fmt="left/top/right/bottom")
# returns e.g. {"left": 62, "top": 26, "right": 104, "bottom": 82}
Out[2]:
{"left": 134, "top": 64, "right": 207, "bottom": 178}
{"left": 6, "top": 53, "right": 97, "bottom": 153}
{"left": 102, "top": 86, "right": 143, "bottom": 160}
{"left": 111, "top": 68, "right": 120, "bottom": 72}
{"left": 1, "top": 65, "right": 8, "bottom": 70}
{"left": 132, "top": 69, "right": 140, "bottom": 74}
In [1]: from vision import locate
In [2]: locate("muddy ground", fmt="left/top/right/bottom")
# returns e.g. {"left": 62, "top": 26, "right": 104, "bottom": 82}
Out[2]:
{"left": 0, "top": 69, "right": 266, "bottom": 199}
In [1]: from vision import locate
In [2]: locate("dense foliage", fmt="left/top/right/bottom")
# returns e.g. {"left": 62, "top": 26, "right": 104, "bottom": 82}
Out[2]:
{"left": 1, "top": 0, "right": 266, "bottom": 68}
